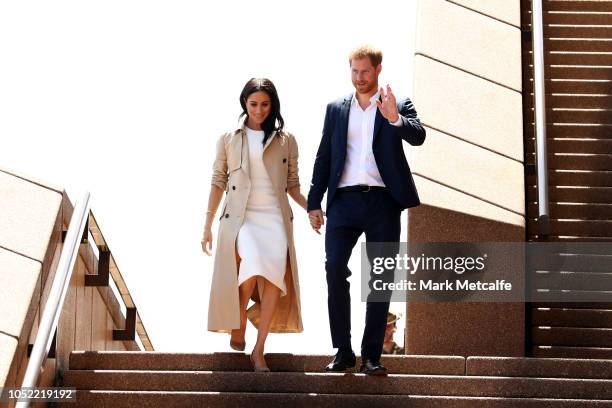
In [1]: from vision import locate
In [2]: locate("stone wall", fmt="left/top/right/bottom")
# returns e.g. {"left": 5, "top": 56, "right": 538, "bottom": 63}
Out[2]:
{"left": 406, "top": 0, "right": 526, "bottom": 356}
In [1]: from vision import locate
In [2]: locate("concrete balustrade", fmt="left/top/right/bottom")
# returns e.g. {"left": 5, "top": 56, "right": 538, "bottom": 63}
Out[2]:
{"left": 0, "top": 167, "right": 151, "bottom": 407}
{"left": 407, "top": 0, "right": 525, "bottom": 357}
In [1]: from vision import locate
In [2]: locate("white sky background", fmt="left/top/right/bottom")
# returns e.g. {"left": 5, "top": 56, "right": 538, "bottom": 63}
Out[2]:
{"left": 1, "top": 1, "right": 418, "bottom": 353}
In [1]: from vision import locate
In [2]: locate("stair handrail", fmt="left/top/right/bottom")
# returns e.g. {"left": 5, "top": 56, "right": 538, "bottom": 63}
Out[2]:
{"left": 532, "top": 0, "right": 550, "bottom": 236}
{"left": 16, "top": 192, "right": 91, "bottom": 408}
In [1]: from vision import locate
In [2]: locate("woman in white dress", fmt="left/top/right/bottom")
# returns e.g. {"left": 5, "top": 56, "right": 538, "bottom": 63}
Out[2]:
{"left": 202, "top": 78, "right": 307, "bottom": 371}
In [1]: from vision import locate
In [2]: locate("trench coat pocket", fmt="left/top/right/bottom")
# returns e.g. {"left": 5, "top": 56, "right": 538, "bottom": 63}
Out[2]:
{"left": 218, "top": 201, "right": 228, "bottom": 220}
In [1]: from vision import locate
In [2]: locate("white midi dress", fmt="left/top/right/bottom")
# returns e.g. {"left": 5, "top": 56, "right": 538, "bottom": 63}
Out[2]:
{"left": 236, "top": 127, "right": 288, "bottom": 296}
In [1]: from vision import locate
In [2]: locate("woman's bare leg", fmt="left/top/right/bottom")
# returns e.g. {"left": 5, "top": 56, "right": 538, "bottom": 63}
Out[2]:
{"left": 231, "top": 248, "right": 256, "bottom": 345}
{"left": 251, "top": 279, "right": 281, "bottom": 369}
{"left": 231, "top": 277, "right": 256, "bottom": 344}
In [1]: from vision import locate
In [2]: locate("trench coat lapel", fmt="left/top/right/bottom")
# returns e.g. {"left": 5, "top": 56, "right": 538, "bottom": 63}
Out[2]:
{"left": 235, "top": 129, "right": 277, "bottom": 178}
{"left": 237, "top": 129, "right": 250, "bottom": 178}
{"left": 262, "top": 130, "right": 278, "bottom": 154}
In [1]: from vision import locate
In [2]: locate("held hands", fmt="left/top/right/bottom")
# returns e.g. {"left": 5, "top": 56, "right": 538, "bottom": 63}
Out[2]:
{"left": 375, "top": 84, "right": 400, "bottom": 123}
{"left": 201, "top": 227, "right": 213, "bottom": 256}
{"left": 308, "top": 209, "right": 325, "bottom": 234}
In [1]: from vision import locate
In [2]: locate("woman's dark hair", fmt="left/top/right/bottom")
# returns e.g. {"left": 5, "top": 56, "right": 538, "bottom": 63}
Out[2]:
{"left": 239, "top": 78, "right": 284, "bottom": 145}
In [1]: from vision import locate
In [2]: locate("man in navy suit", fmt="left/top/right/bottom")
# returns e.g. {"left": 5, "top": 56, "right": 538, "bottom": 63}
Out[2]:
{"left": 307, "top": 45, "right": 426, "bottom": 375}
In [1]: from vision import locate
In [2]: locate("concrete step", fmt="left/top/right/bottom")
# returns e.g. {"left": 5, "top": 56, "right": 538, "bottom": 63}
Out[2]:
{"left": 530, "top": 271, "right": 612, "bottom": 291}
{"left": 532, "top": 302, "right": 612, "bottom": 309}
{"left": 527, "top": 218, "right": 612, "bottom": 236}
{"left": 528, "top": 185, "right": 612, "bottom": 204}
{"left": 521, "top": 50, "right": 612, "bottom": 67}
{"left": 62, "top": 370, "right": 612, "bottom": 399}
{"left": 525, "top": 65, "right": 612, "bottom": 82}
{"left": 546, "top": 67, "right": 612, "bottom": 82}
{"left": 525, "top": 123, "right": 612, "bottom": 139}
{"left": 529, "top": 252, "right": 612, "bottom": 273}
{"left": 527, "top": 171, "right": 612, "bottom": 187}
{"left": 523, "top": 0, "right": 612, "bottom": 16}
{"left": 524, "top": 37, "right": 612, "bottom": 54}
{"left": 526, "top": 139, "right": 612, "bottom": 155}
{"left": 540, "top": 25, "right": 612, "bottom": 38}
{"left": 544, "top": 0, "right": 612, "bottom": 13}
{"left": 68, "top": 352, "right": 612, "bottom": 379}
{"left": 545, "top": 110, "right": 612, "bottom": 125}
{"left": 532, "top": 327, "right": 612, "bottom": 347}
{"left": 524, "top": 79, "right": 612, "bottom": 95}
{"left": 534, "top": 345, "right": 612, "bottom": 359}
{"left": 541, "top": 153, "right": 612, "bottom": 171}
{"left": 544, "top": 52, "right": 612, "bottom": 66}
{"left": 68, "top": 352, "right": 465, "bottom": 374}
{"left": 532, "top": 308, "right": 612, "bottom": 328}
{"left": 527, "top": 234, "right": 612, "bottom": 241}
{"left": 532, "top": 291, "right": 612, "bottom": 302}
{"left": 546, "top": 38, "right": 612, "bottom": 53}
{"left": 56, "top": 391, "right": 612, "bottom": 408}
{"left": 547, "top": 170, "right": 612, "bottom": 187}
{"left": 529, "top": 202, "right": 612, "bottom": 219}
{"left": 523, "top": 66, "right": 612, "bottom": 82}
{"left": 466, "top": 356, "right": 612, "bottom": 379}
{"left": 547, "top": 94, "right": 612, "bottom": 109}
{"left": 525, "top": 107, "right": 612, "bottom": 123}
{"left": 543, "top": 11, "right": 612, "bottom": 25}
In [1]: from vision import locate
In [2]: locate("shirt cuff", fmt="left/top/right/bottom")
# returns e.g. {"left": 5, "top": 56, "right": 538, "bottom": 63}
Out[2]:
{"left": 389, "top": 116, "right": 403, "bottom": 127}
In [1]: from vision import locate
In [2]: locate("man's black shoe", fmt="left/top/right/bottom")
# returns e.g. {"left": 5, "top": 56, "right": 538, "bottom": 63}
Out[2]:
{"left": 360, "top": 358, "right": 388, "bottom": 376}
{"left": 324, "top": 351, "right": 356, "bottom": 372}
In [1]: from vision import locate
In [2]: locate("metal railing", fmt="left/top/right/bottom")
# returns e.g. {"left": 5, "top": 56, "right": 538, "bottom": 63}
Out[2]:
{"left": 532, "top": 0, "right": 550, "bottom": 237}
{"left": 16, "top": 192, "right": 91, "bottom": 408}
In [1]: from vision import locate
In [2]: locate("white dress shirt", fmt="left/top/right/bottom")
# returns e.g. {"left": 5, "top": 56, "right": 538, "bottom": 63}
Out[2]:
{"left": 338, "top": 92, "right": 402, "bottom": 188}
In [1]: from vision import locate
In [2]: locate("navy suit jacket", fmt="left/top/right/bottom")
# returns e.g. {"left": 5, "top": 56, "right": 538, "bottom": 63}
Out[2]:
{"left": 307, "top": 94, "right": 426, "bottom": 212}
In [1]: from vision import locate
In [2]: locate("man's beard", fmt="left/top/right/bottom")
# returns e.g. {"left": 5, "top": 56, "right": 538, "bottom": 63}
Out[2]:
{"left": 354, "top": 81, "right": 376, "bottom": 94}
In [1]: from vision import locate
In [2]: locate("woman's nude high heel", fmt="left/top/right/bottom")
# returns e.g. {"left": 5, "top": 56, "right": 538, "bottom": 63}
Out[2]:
{"left": 230, "top": 340, "right": 246, "bottom": 351}
{"left": 250, "top": 353, "right": 270, "bottom": 372}
{"left": 230, "top": 329, "right": 246, "bottom": 351}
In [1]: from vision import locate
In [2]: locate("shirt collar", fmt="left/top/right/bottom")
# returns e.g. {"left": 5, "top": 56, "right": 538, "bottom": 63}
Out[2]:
{"left": 351, "top": 90, "right": 381, "bottom": 108}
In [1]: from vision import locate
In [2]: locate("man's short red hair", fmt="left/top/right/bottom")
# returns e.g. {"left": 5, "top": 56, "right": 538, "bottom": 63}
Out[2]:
{"left": 348, "top": 44, "right": 383, "bottom": 67}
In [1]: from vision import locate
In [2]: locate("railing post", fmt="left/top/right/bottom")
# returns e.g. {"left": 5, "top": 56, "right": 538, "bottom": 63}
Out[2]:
{"left": 16, "top": 192, "right": 90, "bottom": 408}
{"left": 532, "top": 0, "right": 550, "bottom": 238}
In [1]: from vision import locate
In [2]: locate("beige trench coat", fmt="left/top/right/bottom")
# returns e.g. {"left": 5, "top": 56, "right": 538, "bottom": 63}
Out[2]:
{"left": 207, "top": 126, "right": 303, "bottom": 333}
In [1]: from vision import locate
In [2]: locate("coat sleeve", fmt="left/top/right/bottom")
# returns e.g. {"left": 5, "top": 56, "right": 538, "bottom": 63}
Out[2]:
{"left": 211, "top": 132, "right": 229, "bottom": 191}
{"left": 287, "top": 133, "right": 301, "bottom": 189}
{"left": 307, "top": 102, "right": 334, "bottom": 211}
{"left": 394, "top": 97, "right": 426, "bottom": 146}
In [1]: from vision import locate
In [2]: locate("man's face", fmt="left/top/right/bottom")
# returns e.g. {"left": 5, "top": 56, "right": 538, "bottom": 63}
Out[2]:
{"left": 350, "top": 57, "right": 381, "bottom": 95}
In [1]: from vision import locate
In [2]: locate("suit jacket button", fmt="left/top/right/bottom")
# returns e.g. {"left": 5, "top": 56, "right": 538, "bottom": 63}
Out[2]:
{"left": 232, "top": 186, "right": 236, "bottom": 190}
{"left": 285, "top": 187, "right": 288, "bottom": 192}
{"left": 225, "top": 214, "right": 229, "bottom": 218}
{"left": 283, "top": 158, "right": 287, "bottom": 163}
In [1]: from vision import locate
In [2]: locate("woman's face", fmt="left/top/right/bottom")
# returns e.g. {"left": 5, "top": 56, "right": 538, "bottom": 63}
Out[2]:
{"left": 245, "top": 91, "right": 272, "bottom": 127}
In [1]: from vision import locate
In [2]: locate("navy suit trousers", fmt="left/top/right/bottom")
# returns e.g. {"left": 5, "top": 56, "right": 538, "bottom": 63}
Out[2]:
{"left": 325, "top": 187, "right": 401, "bottom": 361}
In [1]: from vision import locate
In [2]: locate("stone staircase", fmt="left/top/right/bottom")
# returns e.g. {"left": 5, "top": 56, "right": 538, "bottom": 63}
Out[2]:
{"left": 44, "top": 1, "right": 612, "bottom": 407}
{"left": 58, "top": 351, "right": 612, "bottom": 407}
{"left": 523, "top": 0, "right": 612, "bottom": 358}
